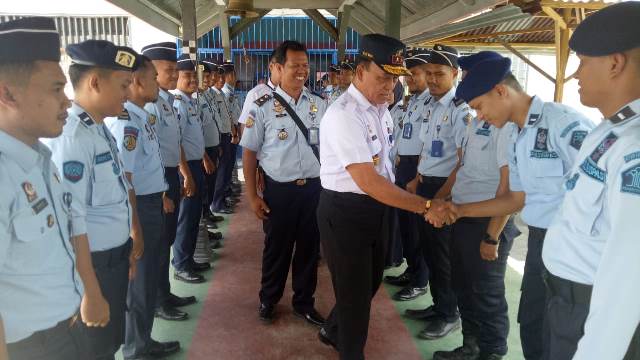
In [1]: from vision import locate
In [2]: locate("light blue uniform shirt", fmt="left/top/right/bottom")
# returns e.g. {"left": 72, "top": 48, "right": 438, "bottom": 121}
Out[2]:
{"left": 105, "top": 101, "right": 168, "bottom": 195}
{"left": 452, "top": 120, "right": 515, "bottom": 204}
{"left": 211, "top": 87, "right": 233, "bottom": 134}
{"left": 144, "top": 89, "right": 181, "bottom": 167}
{"left": 240, "top": 86, "right": 327, "bottom": 182}
{"left": 222, "top": 83, "right": 241, "bottom": 125}
{"left": 194, "top": 91, "right": 221, "bottom": 148}
{"left": 172, "top": 89, "right": 205, "bottom": 161}
{"left": 46, "top": 103, "right": 131, "bottom": 251}
{"left": 543, "top": 99, "right": 640, "bottom": 360}
{"left": 417, "top": 87, "right": 470, "bottom": 177}
{"left": 508, "top": 96, "right": 595, "bottom": 228}
{"left": 0, "top": 131, "right": 83, "bottom": 343}
{"left": 393, "top": 89, "right": 430, "bottom": 157}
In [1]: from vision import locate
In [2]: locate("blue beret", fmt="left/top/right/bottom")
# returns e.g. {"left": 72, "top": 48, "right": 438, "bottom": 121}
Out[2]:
{"left": 67, "top": 40, "right": 138, "bottom": 71}
{"left": 405, "top": 47, "right": 430, "bottom": 69}
{"left": 428, "top": 44, "right": 459, "bottom": 68}
{"left": 455, "top": 57, "right": 512, "bottom": 103}
{"left": 359, "top": 33, "right": 411, "bottom": 76}
{"left": 458, "top": 51, "right": 502, "bottom": 71}
{"left": 141, "top": 42, "right": 176, "bottom": 61}
{"left": 569, "top": 2, "right": 640, "bottom": 56}
{"left": 176, "top": 54, "right": 196, "bottom": 71}
{"left": 0, "top": 17, "right": 60, "bottom": 63}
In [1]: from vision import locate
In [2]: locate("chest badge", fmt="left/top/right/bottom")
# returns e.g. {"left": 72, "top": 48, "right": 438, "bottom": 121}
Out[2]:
{"left": 246, "top": 116, "right": 255, "bottom": 128}
{"left": 274, "top": 100, "right": 284, "bottom": 114}
{"left": 22, "top": 182, "right": 38, "bottom": 202}
{"left": 372, "top": 155, "right": 380, "bottom": 166}
{"left": 148, "top": 114, "right": 157, "bottom": 126}
{"left": 278, "top": 129, "right": 289, "bottom": 140}
{"left": 47, "top": 214, "right": 55, "bottom": 228}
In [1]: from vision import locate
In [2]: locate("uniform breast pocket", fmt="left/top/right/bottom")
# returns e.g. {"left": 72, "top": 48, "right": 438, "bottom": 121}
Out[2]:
{"left": 91, "top": 164, "right": 125, "bottom": 206}
{"left": 367, "top": 137, "right": 382, "bottom": 157}
{"left": 12, "top": 208, "right": 53, "bottom": 243}
{"left": 531, "top": 158, "right": 564, "bottom": 194}
{"left": 266, "top": 121, "right": 296, "bottom": 144}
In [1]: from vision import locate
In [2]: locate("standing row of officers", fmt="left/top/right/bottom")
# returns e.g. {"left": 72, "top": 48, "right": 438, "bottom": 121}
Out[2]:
{"left": 0, "top": 16, "right": 245, "bottom": 360}
{"left": 1, "top": 2, "right": 639, "bottom": 360}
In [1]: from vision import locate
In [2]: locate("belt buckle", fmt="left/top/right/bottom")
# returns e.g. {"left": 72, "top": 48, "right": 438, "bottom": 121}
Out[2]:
{"left": 295, "top": 179, "right": 306, "bottom": 186}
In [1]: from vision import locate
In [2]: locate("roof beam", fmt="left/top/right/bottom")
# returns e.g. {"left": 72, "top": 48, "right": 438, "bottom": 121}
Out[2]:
{"left": 352, "top": 3, "right": 385, "bottom": 33}
{"left": 542, "top": 6, "right": 567, "bottom": 29}
{"left": 539, "top": 0, "right": 609, "bottom": 10}
{"left": 339, "top": 0, "right": 359, "bottom": 12}
{"left": 105, "top": 0, "right": 180, "bottom": 36}
{"left": 253, "top": 0, "right": 342, "bottom": 9}
{"left": 229, "top": 9, "right": 270, "bottom": 38}
{"left": 303, "top": 9, "right": 339, "bottom": 40}
{"left": 420, "top": 41, "right": 555, "bottom": 49}
{"left": 445, "top": 27, "right": 555, "bottom": 42}
{"left": 401, "top": 0, "right": 504, "bottom": 41}
{"left": 500, "top": 41, "right": 555, "bottom": 83}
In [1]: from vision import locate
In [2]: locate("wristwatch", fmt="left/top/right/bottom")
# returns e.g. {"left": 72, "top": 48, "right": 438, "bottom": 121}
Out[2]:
{"left": 482, "top": 233, "right": 499, "bottom": 245}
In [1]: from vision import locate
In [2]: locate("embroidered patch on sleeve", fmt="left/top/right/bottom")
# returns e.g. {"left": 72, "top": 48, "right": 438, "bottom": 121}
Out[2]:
{"left": 95, "top": 151, "right": 113, "bottom": 164}
{"left": 63, "top": 161, "right": 84, "bottom": 183}
{"left": 570, "top": 130, "right": 588, "bottom": 150}
{"left": 123, "top": 126, "right": 139, "bottom": 151}
{"left": 621, "top": 165, "right": 640, "bottom": 195}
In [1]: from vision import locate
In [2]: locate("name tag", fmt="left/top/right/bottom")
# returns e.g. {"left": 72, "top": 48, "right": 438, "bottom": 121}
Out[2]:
{"left": 308, "top": 127, "right": 319, "bottom": 145}
{"left": 402, "top": 123, "right": 413, "bottom": 139}
{"left": 431, "top": 140, "right": 444, "bottom": 158}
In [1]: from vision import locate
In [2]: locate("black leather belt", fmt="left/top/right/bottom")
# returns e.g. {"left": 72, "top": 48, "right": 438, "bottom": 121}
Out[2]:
{"left": 265, "top": 175, "right": 319, "bottom": 187}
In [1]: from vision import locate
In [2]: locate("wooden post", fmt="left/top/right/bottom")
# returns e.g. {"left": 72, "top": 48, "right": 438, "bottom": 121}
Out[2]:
{"left": 385, "top": 0, "right": 401, "bottom": 38}
{"left": 337, "top": 5, "right": 352, "bottom": 61}
{"left": 553, "top": 8, "right": 572, "bottom": 102}
{"left": 219, "top": 7, "right": 232, "bottom": 61}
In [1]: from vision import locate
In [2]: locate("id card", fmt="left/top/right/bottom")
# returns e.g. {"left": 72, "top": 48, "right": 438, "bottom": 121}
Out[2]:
{"left": 308, "top": 127, "right": 319, "bottom": 145}
{"left": 402, "top": 122, "right": 413, "bottom": 139}
{"left": 431, "top": 140, "right": 444, "bottom": 157}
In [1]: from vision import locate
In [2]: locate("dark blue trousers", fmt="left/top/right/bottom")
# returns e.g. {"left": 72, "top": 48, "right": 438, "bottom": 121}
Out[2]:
{"left": 394, "top": 155, "right": 427, "bottom": 286}
{"left": 417, "top": 176, "right": 458, "bottom": 320}
{"left": 157, "top": 167, "right": 180, "bottom": 307}
{"left": 259, "top": 176, "right": 320, "bottom": 311}
{"left": 519, "top": 226, "right": 547, "bottom": 360}
{"left": 124, "top": 193, "right": 163, "bottom": 358}
{"left": 203, "top": 146, "right": 220, "bottom": 215}
{"left": 212, "top": 134, "right": 232, "bottom": 212}
{"left": 451, "top": 217, "right": 517, "bottom": 355}
{"left": 172, "top": 160, "right": 204, "bottom": 272}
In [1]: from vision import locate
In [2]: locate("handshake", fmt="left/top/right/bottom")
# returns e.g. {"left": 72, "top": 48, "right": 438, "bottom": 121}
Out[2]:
{"left": 424, "top": 199, "right": 460, "bottom": 227}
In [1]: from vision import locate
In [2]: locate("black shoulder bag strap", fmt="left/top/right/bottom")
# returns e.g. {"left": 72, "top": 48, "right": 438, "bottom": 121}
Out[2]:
{"left": 272, "top": 92, "right": 320, "bottom": 162}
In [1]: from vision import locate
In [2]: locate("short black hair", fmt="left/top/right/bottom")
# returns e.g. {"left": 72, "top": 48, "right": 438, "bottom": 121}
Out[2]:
{"left": 135, "top": 55, "right": 153, "bottom": 72}
{"left": 68, "top": 64, "right": 110, "bottom": 89}
{"left": 499, "top": 72, "right": 524, "bottom": 92}
{"left": 272, "top": 41, "right": 307, "bottom": 65}
{"left": 355, "top": 56, "right": 373, "bottom": 70}
{"left": 0, "top": 61, "right": 35, "bottom": 88}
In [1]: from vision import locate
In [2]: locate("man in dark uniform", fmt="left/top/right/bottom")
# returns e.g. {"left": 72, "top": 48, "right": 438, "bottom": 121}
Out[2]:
{"left": 240, "top": 41, "right": 327, "bottom": 326}
{"left": 317, "top": 33, "right": 432, "bottom": 360}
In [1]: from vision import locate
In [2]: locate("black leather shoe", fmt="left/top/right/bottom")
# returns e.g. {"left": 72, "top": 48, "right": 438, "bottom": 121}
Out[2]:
{"left": 208, "top": 214, "right": 225, "bottom": 222}
{"left": 192, "top": 262, "right": 211, "bottom": 272}
{"left": 214, "top": 208, "right": 234, "bottom": 215}
{"left": 206, "top": 222, "right": 219, "bottom": 230}
{"left": 478, "top": 353, "right": 502, "bottom": 360}
{"left": 293, "top": 308, "right": 326, "bottom": 327}
{"left": 384, "top": 272, "right": 411, "bottom": 286}
{"left": 392, "top": 286, "right": 428, "bottom": 301}
{"left": 404, "top": 305, "right": 440, "bottom": 320}
{"left": 318, "top": 328, "right": 338, "bottom": 351}
{"left": 147, "top": 340, "right": 180, "bottom": 357}
{"left": 209, "top": 239, "right": 222, "bottom": 250}
{"left": 433, "top": 337, "right": 480, "bottom": 360}
{"left": 259, "top": 303, "right": 275, "bottom": 323}
{"left": 418, "top": 318, "right": 461, "bottom": 340}
{"left": 174, "top": 270, "right": 205, "bottom": 284}
{"left": 167, "top": 293, "right": 196, "bottom": 307}
{"left": 208, "top": 231, "right": 223, "bottom": 240}
{"left": 384, "top": 259, "right": 404, "bottom": 270}
{"left": 155, "top": 306, "right": 188, "bottom": 321}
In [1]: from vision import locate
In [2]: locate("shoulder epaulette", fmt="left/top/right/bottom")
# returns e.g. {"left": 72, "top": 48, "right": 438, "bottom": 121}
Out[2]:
{"left": 424, "top": 97, "right": 432, "bottom": 106}
{"left": 78, "top": 112, "right": 94, "bottom": 127}
{"left": 254, "top": 94, "right": 272, "bottom": 107}
{"left": 118, "top": 109, "right": 130, "bottom": 120}
{"left": 174, "top": 94, "right": 183, "bottom": 101}
{"left": 453, "top": 97, "right": 465, "bottom": 107}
